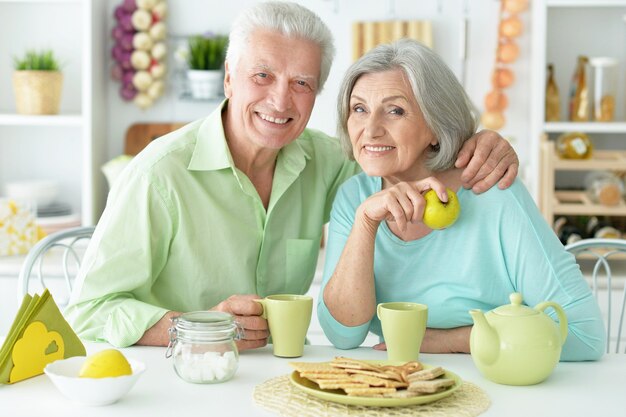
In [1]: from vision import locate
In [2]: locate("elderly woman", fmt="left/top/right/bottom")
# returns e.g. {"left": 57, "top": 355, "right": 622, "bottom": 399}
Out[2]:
{"left": 318, "top": 39, "right": 605, "bottom": 361}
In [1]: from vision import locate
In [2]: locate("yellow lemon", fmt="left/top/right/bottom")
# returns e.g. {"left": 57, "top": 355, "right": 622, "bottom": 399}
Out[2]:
{"left": 422, "top": 188, "right": 461, "bottom": 230}
{"left": 79, "top": 349, "right": 132, "bottom": 378}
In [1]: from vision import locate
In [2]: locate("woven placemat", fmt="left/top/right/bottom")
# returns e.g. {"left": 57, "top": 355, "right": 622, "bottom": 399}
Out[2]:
{"left": 253, "top": 374, "right": 490, "bottom": 417}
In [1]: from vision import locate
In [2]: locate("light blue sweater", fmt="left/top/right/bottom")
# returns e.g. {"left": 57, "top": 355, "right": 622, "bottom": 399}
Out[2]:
{"left": 318, "top": 175, "right": 606, "bottom": 361}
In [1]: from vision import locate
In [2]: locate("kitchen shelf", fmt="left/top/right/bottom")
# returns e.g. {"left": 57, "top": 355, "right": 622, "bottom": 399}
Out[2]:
{"left": 545, "top": 122, "right": 626, "bottom": 134}
{"left": 540, "top": 140, "right": 626, "bottom": 225}
{"left": 0, "top": 0, "right": 106, "bottom": 226}
{"left": 553, "top": 191, "right": 626, "bottom": 216}
{"left": 547, "top": 0, "right": 626, "bottom": 7}
{"left": 552, "top": 150, "right": 626, "bottom": 170}
{"left": 531, "top": 1, "right": 626, "bottom": 239}
{"left": 0, "top": 113, "right": 83, "bottom": 127}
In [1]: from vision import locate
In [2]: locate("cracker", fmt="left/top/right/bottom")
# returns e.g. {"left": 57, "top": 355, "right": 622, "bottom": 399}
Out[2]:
{"left": 344, "top": 387, "right": 397, "bottom": 397}
{"left": 408, "top": 378, "right": 455, "bottom": 394}
{"left": 298, "top": 369, "right": 348, "bottom": 378}
{"left": 330, "top": 357, "right": 382, "bottom": 372}
{"left": 383, "top": 390, "right": 425, "bottom": 399}
{"left": 349, "top": 373, "right": 408, "bottom": 388}
{"left": 292, "top": 357, "right": 453, "bottom": 399}
{"left": 317, "top": 381, "right": 369, "bottom": 390}
{"left": 345, "top": 368, "right": 403, "bottom": 381}
{"left": 407, "top": 366, "right": 445, "bottom": 381}
{"left": 289, "top": 362, "right": 339, "bottom": 373}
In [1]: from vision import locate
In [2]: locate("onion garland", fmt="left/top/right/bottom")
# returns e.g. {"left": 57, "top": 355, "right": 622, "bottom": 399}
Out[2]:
{"left": 480, "top": 0, "right": 528, "bottom": 130}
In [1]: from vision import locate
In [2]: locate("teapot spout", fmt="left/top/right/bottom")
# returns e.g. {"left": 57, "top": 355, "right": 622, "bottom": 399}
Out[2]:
{"left": 469, "top": 309, "right": 499, "bottom": 366}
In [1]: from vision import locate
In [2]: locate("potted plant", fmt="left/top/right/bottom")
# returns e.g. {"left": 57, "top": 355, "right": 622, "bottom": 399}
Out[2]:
{"left": 183, "top": 33, "right": 228, "bottom": 99}
{"left": 12, "top": 50, "right": 63, "bottom": 115}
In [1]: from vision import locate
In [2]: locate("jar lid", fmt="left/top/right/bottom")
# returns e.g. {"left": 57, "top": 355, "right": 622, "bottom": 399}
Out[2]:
{"left": 174, "top": 311, "right": 239, "bottom": 342}
{"left": 589, "top": 57, "right": 618, "bottom": 67}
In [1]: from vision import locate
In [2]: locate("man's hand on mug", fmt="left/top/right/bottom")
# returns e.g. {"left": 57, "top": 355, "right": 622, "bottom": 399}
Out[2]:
{"left": 212, "top": 294, "right": 269, "bottom": 351}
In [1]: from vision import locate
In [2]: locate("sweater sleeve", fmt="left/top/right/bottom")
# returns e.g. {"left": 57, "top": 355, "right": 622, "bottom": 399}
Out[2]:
{"left": 501, "top": 182, "right": 606, "bottom": 361}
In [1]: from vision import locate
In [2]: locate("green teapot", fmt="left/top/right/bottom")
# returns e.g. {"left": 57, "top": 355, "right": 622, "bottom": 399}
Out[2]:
{"left": 469, "top": 293, "right": 568, "bottom": 386}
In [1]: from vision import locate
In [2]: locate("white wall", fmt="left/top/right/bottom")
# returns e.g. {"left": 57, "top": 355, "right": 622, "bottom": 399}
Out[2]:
{"left": 104, "top": 0, "right": 532, "bottom": 188}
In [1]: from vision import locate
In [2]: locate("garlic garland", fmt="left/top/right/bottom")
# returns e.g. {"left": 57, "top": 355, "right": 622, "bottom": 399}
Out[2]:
{"left": 110, "top": 0, "right": 168, "bottom": 109}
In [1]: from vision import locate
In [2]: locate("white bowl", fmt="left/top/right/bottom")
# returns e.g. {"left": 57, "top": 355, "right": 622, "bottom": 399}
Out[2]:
{"left": 44, "top": 356, "right": 145, "bottom": 406}
{"left": 5, "top": 180, "right": 59, "bottom": 207}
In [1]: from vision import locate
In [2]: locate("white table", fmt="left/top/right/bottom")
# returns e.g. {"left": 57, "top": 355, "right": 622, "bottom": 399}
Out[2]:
{"left": 1, "top": 343, "right": 624, "bottom": 417}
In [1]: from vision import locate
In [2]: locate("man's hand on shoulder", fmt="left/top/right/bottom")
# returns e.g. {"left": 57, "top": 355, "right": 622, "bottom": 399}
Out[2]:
{"left": 455, "top": 130, "right": 519, "bottom": 194}
{"left": 213, "top": 294, "right": 269, "bottom": 351}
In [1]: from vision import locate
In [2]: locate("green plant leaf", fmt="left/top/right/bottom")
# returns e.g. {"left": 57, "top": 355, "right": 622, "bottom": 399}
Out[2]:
{"left": 187, "top": 34, "right": 228, "bottom": 70}
{"left": 13, "top": 49, "right": 60, "bottom": 71}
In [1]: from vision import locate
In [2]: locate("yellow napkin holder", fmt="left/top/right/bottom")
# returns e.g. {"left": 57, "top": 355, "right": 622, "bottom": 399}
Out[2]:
{"left": 0, "top": 289, "right": 86, "bottom": 383}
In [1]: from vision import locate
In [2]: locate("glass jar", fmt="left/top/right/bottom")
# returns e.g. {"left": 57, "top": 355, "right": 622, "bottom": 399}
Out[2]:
{"left": 166, "top": 311, "right": 243, "bottom": 384}
{"left": 589, "top": 57, "right": 618, "bottom": 122}
{"left": 556, "top": 132, "right": 593, "bottom": 159}
{"left": 584, "top": 171, "right": 624, "bottom": 206}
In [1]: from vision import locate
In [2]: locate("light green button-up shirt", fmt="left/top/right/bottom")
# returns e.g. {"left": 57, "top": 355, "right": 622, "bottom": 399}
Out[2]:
{"left": 65, "top": 101, "right": 359, "bottom": 347}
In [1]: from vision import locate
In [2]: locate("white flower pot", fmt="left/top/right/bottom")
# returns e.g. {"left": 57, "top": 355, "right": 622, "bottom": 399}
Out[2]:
{"left": 187, "top": 69, "right": 223, "bottom": 99}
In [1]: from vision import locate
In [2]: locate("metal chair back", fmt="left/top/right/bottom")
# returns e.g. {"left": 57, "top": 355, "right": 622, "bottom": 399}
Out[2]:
{"left": 17, "top": 226, "right": 95, "bottom": 307}
{"left": 565, "top": 238, "right": 626, "bottom": 353}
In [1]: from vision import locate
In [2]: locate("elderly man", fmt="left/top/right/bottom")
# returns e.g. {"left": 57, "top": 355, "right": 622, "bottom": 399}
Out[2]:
{"left": 66, "top": 2, "right": 518, "bottom": 349}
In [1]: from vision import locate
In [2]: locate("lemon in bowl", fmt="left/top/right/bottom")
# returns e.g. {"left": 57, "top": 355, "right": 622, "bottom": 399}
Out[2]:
{"left": 79, "top": 349, "right": 133, "bottom": 378}
{"left": 45, "top": 349, "right": 145, "bottom": 406}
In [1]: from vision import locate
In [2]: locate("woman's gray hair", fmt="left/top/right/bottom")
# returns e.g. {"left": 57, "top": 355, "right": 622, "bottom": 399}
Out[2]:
{"left": 337, "top": 39, "right": 478, "bottom": 171}
{"left": 226, "top": 1, "right": 335, "bottom": 93}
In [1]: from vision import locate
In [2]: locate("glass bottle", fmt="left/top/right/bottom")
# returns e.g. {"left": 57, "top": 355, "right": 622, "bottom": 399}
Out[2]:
{"left": 545, "top": 63, "right": 560, "bottom": 121}
{"left": 586, "top": 216, "right": 622, "bottom": 239}
{"left": 166, "top": 311, "right": 244, "bottom": 384}
{"left": 553, "top": 216, "right": 583, "bottom": 245}
{"left": 569, "top": 56, "right": 589, "bottom": 122}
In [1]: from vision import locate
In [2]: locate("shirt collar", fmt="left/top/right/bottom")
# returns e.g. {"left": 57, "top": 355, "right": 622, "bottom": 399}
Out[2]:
{"left": 188, "top": 99, "right": 311, "bottom": 173}
{"left": 188, "top": 99, "right": 233, "bottom": 171}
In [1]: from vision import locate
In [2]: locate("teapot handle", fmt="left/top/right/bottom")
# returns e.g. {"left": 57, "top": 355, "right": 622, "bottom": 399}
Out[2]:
{"left": 534, "top": 301, "right": 568, "bottom": 346}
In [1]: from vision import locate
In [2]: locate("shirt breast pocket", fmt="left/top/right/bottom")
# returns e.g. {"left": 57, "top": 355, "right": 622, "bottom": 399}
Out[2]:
{"left": 286, "top": 238, "right": 319, "bottom": 294}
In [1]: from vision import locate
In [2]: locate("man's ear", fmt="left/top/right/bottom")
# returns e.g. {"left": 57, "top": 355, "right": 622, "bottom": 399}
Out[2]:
{"left": 223, "top": 61, "right": 232, "bottom": 98}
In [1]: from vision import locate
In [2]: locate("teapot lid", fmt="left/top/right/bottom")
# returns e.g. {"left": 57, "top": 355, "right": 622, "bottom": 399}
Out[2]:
{"left": 492, "top": 293, "right": 537, "bottom": 316}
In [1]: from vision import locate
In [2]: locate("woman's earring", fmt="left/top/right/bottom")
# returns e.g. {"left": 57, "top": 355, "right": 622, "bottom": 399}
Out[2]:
{"left": 431, "top": 143, "right": 440, "bottom": 152}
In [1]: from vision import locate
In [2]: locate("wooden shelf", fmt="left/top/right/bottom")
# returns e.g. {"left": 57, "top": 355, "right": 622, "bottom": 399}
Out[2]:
{"left": 547, "top": 0, "right": 626, "bottom": 7}
{"left": 553, "top": 151, "right": 626, "bottom": 171}
{"left": 541, "top": 141, "right": 626, "bottom": 223}
{"left": 545, "top": 122, "right": 626, "bottom": 134}
{"left": 553, "top": 191, "right": 626, "bottom": 216}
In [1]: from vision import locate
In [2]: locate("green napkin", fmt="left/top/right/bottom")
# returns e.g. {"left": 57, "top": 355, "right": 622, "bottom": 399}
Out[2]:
{"left": 0, "top": 289, "right": 86, "bottom": 383}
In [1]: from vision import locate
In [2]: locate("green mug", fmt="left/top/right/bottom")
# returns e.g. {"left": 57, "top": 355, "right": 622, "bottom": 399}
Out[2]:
{"left": 254, "top": 294, "right": 313, "bottom": 358}
{"left": 377, "top": 302, "right": 428, "bottom": 362}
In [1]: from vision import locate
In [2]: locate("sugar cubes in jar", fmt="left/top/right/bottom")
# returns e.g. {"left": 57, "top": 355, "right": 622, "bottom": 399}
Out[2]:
{"left": 166, "top": 311, "right": 243, "bottom": 384}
